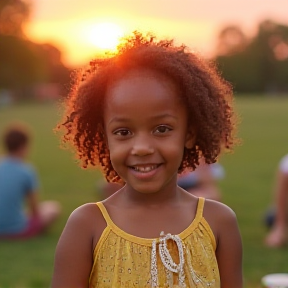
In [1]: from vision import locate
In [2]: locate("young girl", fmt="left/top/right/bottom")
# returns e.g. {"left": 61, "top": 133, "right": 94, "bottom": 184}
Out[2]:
{"left": 51, "top": 32, "right": 242, "bottom": 288}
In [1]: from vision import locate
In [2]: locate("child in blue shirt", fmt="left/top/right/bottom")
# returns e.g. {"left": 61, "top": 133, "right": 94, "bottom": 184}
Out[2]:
{"left": 0, "top": 123, "right": 61, "bottom": 240}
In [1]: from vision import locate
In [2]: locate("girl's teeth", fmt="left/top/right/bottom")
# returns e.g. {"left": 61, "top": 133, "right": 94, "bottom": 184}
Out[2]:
{"left": 134, "top": 166, "right": 156, "bottom": 172}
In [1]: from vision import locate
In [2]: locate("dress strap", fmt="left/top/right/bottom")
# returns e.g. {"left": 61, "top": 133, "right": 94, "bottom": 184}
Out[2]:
{"left": 195, "top": 197, "right": 205, "bottom": 220}
{"left": 95, "top": 202, "right": 114, "bottom": 227}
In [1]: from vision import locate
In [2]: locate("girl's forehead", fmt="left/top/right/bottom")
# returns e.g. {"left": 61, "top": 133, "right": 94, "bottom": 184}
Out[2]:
{"left": 105, "top": 69, "right": 183, "bottom": 108}
{"left": 108, "top": 68, "right": 178, "bottom": 91}
{"left": 102, "top": 68, "right": 188, "bottom": 123}
{"left": 106, "top": 69, "right": 180, "bottom": 103}
{"left": 104, "top": 69, "right": 187, "bottom": 121}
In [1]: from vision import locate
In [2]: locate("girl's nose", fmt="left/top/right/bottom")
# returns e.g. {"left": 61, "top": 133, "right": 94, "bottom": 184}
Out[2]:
{"left": 131, "top": 134, "right": 154, "bottom": 156}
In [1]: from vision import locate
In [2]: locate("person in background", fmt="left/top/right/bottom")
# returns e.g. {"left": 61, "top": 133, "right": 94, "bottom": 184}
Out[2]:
{"left": 177, "top": 158, "right": 224, "bottom": 201}
{"left": 0, "top": 123, "right": 61, "bottom": 240}
{"left": 265, "top": 154, "right": 288, "bottom": 247}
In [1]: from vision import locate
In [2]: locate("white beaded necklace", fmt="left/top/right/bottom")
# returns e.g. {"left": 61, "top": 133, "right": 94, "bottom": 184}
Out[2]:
{"left": 151, "top": 231, "right": 186, "bottom": 288}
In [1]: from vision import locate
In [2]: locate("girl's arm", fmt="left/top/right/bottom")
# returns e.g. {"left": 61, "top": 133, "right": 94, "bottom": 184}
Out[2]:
{"left": 205, "top": 201, "right": 243, "bottom": 288}
{"left": 51, "top": 203, "right": 103, "bottom": 288}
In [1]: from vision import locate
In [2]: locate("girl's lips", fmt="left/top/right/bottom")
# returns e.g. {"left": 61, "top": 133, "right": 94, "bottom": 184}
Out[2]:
{"left": 131, "top": 164, "right": 159, "bottom": 172}
{"left": 128, "top": 164, "right": 162, "bottom": 179}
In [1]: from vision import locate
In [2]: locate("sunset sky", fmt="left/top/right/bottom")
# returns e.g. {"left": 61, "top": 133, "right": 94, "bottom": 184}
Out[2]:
{"left": 25, "top": 0, "right": 288, "bottom": 67}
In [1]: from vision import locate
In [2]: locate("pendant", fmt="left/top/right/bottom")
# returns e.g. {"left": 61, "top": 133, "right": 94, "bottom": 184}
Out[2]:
{"left": 151, "top": 231, "right": 186, "bottom": 288}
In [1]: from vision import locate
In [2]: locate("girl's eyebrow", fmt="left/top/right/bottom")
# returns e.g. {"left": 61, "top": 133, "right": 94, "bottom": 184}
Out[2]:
{"left": 107, "top": 113, "right": 178, "bottom": 125}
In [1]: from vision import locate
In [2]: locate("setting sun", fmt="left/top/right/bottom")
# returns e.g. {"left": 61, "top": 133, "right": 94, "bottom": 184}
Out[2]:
{"left": 87, "top": 22, "right": 124, "bottom": 51}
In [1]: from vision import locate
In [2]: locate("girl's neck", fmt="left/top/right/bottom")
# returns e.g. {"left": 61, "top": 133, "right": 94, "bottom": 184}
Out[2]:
{"left": 120, "top": 182, "right": 182, "bottom": 207}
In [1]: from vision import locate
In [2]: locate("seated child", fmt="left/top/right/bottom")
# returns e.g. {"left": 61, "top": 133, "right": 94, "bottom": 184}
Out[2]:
{"left": 264, "top": 154, "right": 288, "bottom": 247}
{"left": 0, "top": 123, "right": 61, "bottom": 240}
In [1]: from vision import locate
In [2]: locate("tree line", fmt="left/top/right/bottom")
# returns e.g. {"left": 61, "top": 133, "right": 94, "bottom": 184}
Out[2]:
{"left": 1, "top": 0, "right": 288, "bottom": 97}
{"left": 215, "top": 20, "right": 288, "bottom": 94}
{"left": 0, "top": 0, "right": 70, "bottom": 101}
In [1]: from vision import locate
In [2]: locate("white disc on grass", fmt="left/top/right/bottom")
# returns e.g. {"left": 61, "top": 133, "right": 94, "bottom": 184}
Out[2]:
{"left": 262, "top": 273, "right": 288, "bottom": 287}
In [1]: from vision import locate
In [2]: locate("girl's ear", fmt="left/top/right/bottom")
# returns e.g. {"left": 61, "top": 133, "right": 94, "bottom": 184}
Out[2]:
{"left": 185, "top": 131, "right": 196, "bottom": 149}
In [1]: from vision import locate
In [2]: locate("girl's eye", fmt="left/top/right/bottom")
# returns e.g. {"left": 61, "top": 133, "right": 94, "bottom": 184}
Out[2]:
{"left": 114, "top": 129, "right": 131, "bottom": 137}
{"left": 154, "top": 125, "right": 172, "bottom": 134}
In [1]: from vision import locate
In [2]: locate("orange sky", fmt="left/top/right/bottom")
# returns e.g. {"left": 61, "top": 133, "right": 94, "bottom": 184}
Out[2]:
{"left": 25, "top": 0, "right": 288, "bottom": 67}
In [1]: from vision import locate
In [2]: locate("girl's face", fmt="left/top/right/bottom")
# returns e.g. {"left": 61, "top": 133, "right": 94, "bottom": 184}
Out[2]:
{"left": 104, "top": 69, "right": 194, "bottom": 195}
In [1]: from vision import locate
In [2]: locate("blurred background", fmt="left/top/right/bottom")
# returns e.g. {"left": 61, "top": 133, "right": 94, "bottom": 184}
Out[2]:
{"left": 0, "top": 0, "right": 288, "bottom": 287}
{"left": 1, "top": 0, "right": 288, "bottom": 101}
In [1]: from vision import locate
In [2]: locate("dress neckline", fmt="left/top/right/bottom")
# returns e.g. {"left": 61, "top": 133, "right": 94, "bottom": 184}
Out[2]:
{"left": 96, "top": 197, "right": 205, "bottom": 246}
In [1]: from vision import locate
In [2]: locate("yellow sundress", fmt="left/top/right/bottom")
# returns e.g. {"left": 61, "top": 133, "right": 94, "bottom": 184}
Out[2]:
{"left": 89, "top": 197, "right": 220, "bottom": 288}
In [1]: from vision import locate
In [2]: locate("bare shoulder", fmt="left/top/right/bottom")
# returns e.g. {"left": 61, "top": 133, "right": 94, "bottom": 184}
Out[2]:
{"left": 52, "top": 203, "right": 107, "bottom": 287}
{"left": 63, "top": 202, "right": 107, "bottom": 248}
{"left": 68, "top": 202, "right": 104, "bottom": 223}
{"left": 202, "top": 199, "right": 240, "bottom": 241}
{"left": 203, "top": 199, "right": 237, "bottom": 220}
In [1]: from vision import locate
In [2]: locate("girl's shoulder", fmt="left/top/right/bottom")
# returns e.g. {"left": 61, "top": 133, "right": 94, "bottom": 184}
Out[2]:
{"left": 202, "top": 199, "right": 239, "bottom": 241}
{"left": 65, "top": 202, "right": 107, "bottom": 248}
{"left": 203, "top": 199, "right": 237, "bottom": 219}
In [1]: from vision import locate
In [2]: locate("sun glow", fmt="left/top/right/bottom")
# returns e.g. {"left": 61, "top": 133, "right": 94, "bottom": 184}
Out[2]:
{"left": 87, "top": 22, "right": 124, "bottom": 51}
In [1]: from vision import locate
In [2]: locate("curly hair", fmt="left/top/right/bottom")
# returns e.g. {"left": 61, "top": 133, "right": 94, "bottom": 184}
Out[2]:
{"left": 57, "top": 31, "right": 238, "bottom": 183}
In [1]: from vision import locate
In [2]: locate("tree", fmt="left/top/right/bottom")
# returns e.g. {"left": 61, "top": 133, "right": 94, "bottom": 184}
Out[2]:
{"left": 0, "top": 0, "right": 31, "bottom": 37}
{"left": 0, "top": 0, "right": 70, "bottom": 100}
{"left": 215, "top": 20, "right": 288, "bottom": 94}
{"left": 216, "top": 25, "right": 248, "bottom": 56}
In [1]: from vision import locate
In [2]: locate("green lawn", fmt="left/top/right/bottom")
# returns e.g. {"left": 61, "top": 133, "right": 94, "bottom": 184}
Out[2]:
{"left": 0, "top": 96, "right": 288, "bottom": 288}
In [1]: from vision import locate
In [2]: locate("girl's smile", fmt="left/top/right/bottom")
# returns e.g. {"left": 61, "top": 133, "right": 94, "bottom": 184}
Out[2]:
{"left": 130, "top": 164, "right": 160, "bottom": 173}
{"left": 128, "top": 163, "right": 162, "bottom": 180}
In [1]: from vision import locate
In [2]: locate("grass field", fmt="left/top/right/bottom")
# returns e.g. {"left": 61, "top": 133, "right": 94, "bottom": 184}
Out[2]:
{"left": 0, "top": 96, "right": 288, "bottom": 288}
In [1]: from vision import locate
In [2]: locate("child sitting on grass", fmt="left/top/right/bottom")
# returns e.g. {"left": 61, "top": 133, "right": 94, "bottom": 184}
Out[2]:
{"left": 0, "top": 123, "right": 61, "bottom": 240}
